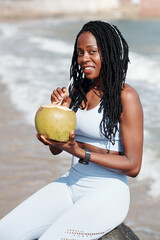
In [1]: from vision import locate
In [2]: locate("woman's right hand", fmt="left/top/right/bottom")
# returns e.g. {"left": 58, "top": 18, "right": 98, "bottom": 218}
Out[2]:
{"left": 51, "top": 87, "right": 66, "bottom": 104}
{"left": 47, "top": 86, "right": 71, "bottom": 155}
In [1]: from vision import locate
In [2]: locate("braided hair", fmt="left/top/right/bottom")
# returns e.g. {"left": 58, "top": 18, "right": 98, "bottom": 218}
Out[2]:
{"left": 69, "top": 21, "right": 129, "bottom": 144}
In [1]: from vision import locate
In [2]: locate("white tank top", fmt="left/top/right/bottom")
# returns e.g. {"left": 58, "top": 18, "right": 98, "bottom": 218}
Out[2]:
{"left": 75, "top": 104, "right": 123, "bottom": 152}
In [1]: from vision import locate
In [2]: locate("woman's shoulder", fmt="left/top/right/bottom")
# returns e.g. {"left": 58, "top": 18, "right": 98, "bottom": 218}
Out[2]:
{"left": 121, "top": 83, "right": 143, "bottom": 118}
{"left": 121, "top": 83, "right": 140, "bottom": 104}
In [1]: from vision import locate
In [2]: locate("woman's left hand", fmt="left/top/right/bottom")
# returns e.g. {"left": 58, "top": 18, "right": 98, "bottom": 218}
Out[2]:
{"left": 40, "top": 130, "right": 85, "bottom": 159}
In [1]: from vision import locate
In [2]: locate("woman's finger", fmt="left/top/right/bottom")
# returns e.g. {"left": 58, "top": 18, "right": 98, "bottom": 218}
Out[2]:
{"left": 36, "top": 134, "right": 49, "bottom": 145}
{"left": 40, "top": 136, "right": 53, "bottom": 145}
{"left": 69, "top": 130, "right": 75, "bottom": 144}
{"left": 51, "top": 87, "right": 66, "bottom": 103}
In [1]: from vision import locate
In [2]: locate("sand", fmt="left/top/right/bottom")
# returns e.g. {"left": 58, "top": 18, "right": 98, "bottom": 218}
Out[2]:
{"left": 0, "top": 80, "right": 160, "bottom": 239}
{"left": 0, "top": 81, "right": 71, "bottom": 216}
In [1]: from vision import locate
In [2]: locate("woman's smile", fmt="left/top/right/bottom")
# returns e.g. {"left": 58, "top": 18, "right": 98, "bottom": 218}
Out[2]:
{"left": 83, "top": 65, "right": 95, "bottom": 74}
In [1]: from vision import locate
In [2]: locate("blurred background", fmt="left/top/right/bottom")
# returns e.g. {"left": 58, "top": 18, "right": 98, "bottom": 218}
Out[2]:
{"left": 0, "top": 0, "right": 160, "bottom": 239}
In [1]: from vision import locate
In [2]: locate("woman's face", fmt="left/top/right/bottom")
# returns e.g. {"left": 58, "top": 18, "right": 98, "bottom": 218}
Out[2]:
{"left": 77, "top": 31, "right": 102, "bottom": 81}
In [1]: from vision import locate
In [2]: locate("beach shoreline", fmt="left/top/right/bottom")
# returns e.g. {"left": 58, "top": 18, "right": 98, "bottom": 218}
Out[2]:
{"left": 0, "top": 79, "right": 160, "bottom": 239}
{"left": 0, "top": 80, "right": 72, "bottom": 217}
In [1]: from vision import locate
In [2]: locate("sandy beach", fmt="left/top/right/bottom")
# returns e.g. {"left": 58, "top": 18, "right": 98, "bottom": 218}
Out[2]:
{"left": 0, "top": 81, "right": 72, "bottom": 216}
{"left": 0, "top": 79, "right": 160, "bottom": 240}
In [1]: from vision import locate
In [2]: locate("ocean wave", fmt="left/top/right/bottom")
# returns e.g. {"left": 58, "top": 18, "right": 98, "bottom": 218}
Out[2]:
{"left": 29, "top": 36, "right": 73, "bottom": 55}
{"left": 0, "top": 23, "right": 19, "bottom": 38}
{"left": 127, "top": 52, "right": 160, "bottom": 89}
{"left": 138, "top": 144, "right": 160, "bottom": 197}
{"left": 0, "top": 50, "right": 159, "bottom": 121}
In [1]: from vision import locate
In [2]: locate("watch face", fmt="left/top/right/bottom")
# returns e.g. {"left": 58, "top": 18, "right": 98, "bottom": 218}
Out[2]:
{"left": 79, "top": 159, "right": 89, "bottom": 165}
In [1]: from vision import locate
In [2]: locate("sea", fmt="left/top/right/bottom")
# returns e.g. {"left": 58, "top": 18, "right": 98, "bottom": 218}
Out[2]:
{"left": 0, "top": 17, "right": 160, "bottom": 199}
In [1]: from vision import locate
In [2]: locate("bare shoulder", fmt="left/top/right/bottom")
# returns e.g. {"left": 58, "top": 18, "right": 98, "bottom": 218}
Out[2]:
{"left": 121, "top": 83, "right": 140, "bottom": 102}
{"left": 121, "top": 83, "right": 143, "bottom": 119}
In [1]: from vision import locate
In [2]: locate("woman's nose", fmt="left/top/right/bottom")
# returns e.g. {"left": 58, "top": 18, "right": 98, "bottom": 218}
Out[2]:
{"left": 81, "top": 52, "right": 90, "bottom": 62}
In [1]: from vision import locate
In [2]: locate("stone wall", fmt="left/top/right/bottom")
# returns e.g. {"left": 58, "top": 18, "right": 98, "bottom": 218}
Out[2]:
{"left": 139, "top": 0, "right": 160, "bottom": 17}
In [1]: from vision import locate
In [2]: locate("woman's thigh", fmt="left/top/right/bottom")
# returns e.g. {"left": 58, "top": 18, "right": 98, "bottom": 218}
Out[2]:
{"left": 39, "top": 178, "right": 130, "bottom": 240}
{"left": 0, "top": 175, "right": 73, "bottom": 240}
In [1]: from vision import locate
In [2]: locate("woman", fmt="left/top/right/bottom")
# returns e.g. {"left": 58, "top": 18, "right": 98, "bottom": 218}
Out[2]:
{"left": 0, "top": 21, "right": 143, "bottom": 240}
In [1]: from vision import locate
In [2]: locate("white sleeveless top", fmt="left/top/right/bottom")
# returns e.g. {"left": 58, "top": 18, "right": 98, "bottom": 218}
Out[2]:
{"left": 75, "top": 104, "right": 123, "bottom": 152}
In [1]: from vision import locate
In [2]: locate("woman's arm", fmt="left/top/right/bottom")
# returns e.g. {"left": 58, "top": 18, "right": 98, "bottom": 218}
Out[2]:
{"left": 89, "top": 84, "right": 143, "bottom": 177}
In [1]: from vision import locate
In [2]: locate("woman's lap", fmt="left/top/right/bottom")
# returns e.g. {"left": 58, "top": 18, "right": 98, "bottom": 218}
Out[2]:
{"left": 0, "top": 174, "right": 130, "bottom": 240}
{"left": 39, "top": 180, "right": 129, "bottom": 240}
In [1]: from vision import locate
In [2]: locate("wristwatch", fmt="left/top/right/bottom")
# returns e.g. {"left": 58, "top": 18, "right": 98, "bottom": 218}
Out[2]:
{"left": 79, "top": 149, "right": 91, "bottom": 165}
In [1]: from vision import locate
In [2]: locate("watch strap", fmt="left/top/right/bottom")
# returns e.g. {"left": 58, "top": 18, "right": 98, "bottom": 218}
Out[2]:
{"left": 79, "top": 149, "right": 91, "bottom": 165}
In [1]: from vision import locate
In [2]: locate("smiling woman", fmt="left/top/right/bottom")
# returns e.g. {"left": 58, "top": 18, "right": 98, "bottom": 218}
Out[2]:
{"left": 0, "top": 21, "right": 143, "bottom": 240}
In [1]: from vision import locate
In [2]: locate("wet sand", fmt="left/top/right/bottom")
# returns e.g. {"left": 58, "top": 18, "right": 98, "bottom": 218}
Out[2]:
{"left": 0, "top": 81, "right": 160, "bottom": 239}
{"left": 0, "top": 81, "right": 72, "bottom": 216}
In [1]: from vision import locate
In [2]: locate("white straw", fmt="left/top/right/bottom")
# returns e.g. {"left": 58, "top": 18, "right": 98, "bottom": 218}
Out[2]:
{"left": 58, "top": 78, "right": 72, "bottom": 105}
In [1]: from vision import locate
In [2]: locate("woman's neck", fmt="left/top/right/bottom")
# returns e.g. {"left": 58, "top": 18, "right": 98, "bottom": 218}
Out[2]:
{"left": 82, "top": 81, "right": 103, "bottom": 110}
{"left": 92, "top": 78, "right": 103, "bottom": 92}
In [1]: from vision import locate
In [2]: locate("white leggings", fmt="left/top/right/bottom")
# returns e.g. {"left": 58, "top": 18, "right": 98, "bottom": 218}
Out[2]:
{"left": 0, "top": 161, "right": 130, "bottom": 240}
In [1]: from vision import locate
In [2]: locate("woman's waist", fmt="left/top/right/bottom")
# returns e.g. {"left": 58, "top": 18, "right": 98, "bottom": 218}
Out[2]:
{"left": 70, "top": 156, "right": 128, "bottom": 184}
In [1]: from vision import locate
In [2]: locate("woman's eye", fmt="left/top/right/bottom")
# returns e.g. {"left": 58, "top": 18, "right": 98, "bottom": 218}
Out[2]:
{"left": 90, "top": 50, "right": 97, "bottom": 54}
{"left": 77, "top": 50, "right": 97, "bottom": 56}
{"left": 78, "top": 52, "right": 83, "bottom": 56}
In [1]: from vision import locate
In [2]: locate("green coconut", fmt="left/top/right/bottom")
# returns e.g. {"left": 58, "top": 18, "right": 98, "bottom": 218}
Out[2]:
{"left": 35, "top": 104, "right": 76, "bottom": 142}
